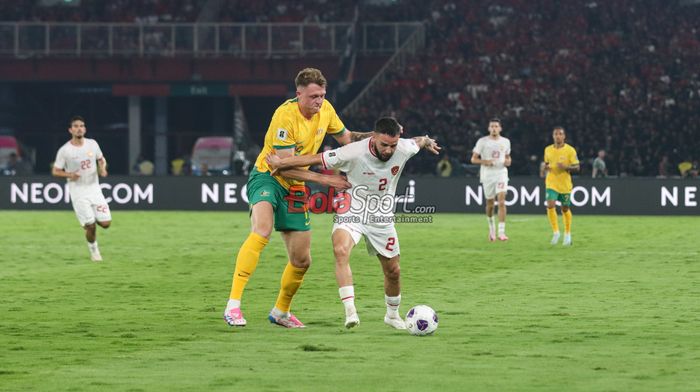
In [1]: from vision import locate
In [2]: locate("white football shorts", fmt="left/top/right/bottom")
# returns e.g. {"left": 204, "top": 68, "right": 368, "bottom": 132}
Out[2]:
{"left": 332, "top": 219, "right": 400, "bottom": 258}
{"left": 71, "top": 189, "right": 111, "bottom": 226}
{"left": 481, "top": 175, "right": 509, "bottom": 199}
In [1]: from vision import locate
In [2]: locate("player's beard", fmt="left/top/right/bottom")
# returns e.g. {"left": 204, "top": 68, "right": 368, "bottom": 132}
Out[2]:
{"left": 373, "top": 144, "right": 393, "bottom": 162}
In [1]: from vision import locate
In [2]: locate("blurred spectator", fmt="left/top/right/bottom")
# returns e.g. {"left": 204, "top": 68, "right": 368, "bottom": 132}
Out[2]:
{"left": 133, "top": 154, "right": 154, "bottom": 176}
{"left": 436, "top": 153, "right": 452, "bottom": 177}
{"left": 690, "top": 160, "right": 700, "bottom": 179}
{"left": 171, "top": 156, "right": 185, "bottom": 175}
{"left": 658, "top": 156, "right": 671, "bottom": 178}
{"left": 2, "top": 152, "right": 33, "bottom": 176}
{"left": 678, "top": 158, "right": 694, "bottom": 178}
{"left": 592, "top": 150, "right": 608, "bottom": 178}
{"left": 198, "top": 163, "right": 211, "bottom": 176}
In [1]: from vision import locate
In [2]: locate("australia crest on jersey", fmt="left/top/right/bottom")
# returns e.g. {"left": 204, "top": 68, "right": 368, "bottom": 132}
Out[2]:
{"left": 391, "top": 165, "right": 400, "bottom": 175}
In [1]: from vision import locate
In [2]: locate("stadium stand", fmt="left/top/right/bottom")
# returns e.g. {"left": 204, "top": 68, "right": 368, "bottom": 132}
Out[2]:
{"left": 343, "top": 0, "right": 700, "bottom": 176}
{"left": 1, "top": 0, "right": 698, "bottom": 176}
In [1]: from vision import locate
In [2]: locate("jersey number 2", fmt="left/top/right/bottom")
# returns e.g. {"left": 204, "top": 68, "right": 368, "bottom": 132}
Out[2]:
{"left": 385, "top": 237, "right": 396, "bottom": 251}
{"left": 378, "top": 178, "right": 388, "bottom": 191}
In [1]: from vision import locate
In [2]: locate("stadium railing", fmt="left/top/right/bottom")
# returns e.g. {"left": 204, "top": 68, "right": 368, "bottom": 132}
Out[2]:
{"left": 0, "top": 21, "right": 422, "bottom": 58}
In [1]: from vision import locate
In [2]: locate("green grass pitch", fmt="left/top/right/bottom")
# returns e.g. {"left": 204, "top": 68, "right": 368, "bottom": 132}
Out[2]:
{"left": 1, "top": 211, "right": 699, "bottom": 391}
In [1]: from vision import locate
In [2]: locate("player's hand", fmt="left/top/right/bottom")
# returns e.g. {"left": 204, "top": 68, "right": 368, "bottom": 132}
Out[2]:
{"left": 556, "top": 162, "right": 567, "bottom": 170}
{"left": 266, "top": 153, "right": 284, "bottom": 175}
{"left": 325, "top": 174, "right": 351, "bottom": 191}
{"left": 68, "top": 171, "right": 80, "bottom": 181}
{"left": 482, "top": 160, "right": 493, "bottom": 167}
{"left": 424, "top": 136, "right": 441, "bottom": 155}
{"left": 98, "top": 168, "right": 108, "bottom": 177}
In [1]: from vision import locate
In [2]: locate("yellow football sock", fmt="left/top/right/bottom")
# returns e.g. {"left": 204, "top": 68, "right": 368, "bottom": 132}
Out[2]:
{"left": 563, "top": 209, "right": 572, "bottom": 234}
{"left": 229, "top": 232, "right": 269, "bottom": 300}
{"left": 547, "top": 208, "right": 559, "bottom": 233}
{"left": 274, "top": 262, "right": 308, "bottom": 313}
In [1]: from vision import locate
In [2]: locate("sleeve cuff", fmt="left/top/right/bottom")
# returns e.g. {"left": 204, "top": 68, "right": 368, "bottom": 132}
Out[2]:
{"left": 272, "top": 145, "right": 295, "bottom": 150}
{"left": 329, "top": 127, "right": 346, "bottom": 136}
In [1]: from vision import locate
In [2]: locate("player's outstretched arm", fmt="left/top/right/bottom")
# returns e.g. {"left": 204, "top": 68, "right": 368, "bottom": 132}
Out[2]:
{"left": 266, "top": 152, "right": 350, "bottom": 190}
{"left": 413, "top": 135, "right": 441, "bottom": 154}
{"left": 281, "top": 168, "right": 350, "bottom": 190}
{"left": 266, "top": 153, "right": 322, "bottom": 172}
{"left": 332, "top": 130, "right": 373, "bottom": 145}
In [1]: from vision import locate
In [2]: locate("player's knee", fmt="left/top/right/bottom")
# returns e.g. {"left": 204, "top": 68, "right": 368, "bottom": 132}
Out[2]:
{"left": 290, "top": 254, "right": 311, "bottom": 269}
{"left": 251, "top": 225, "right": 272, "bottom": 239}
{"left": 385, "top": 263, "right": 401, "bottom": 282}
{"left": 98, "top": 220, "right": 111, "bottom": 229}
{"left": 333, "top": 243, "right": 352, "bottom": 260}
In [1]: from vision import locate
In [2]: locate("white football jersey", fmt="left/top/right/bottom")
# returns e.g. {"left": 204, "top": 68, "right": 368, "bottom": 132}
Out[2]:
{"left": 473, "top": 135, "right": 510, "bottom": 182}
{"left": 322, "top": 137, "right": 420, "bottom": 226}
{"left": 54, "top": 138, "right": 104, "bottom": 195}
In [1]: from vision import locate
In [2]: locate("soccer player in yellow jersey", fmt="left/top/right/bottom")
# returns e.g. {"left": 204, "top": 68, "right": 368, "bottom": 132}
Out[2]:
{"left": 224, "top": 68, "right": 372, "bottom": 328}
{"left": 543, "top": 126, "right": 580, "bottom": 246}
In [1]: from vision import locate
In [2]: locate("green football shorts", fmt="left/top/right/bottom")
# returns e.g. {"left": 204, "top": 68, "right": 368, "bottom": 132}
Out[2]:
{"left": 545, "top": 188, "right": 572, "bottom": 206}
{"left": 247, "top": 168, "right": 310, "bottom": 231}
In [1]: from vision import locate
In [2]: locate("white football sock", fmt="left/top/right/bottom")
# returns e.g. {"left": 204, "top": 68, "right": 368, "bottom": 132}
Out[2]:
{"left": 339, "top": 286, "right": 356, "bottom": 316}
{"left": 385, "top": 294, "right": 401, "bottom": 318}
{"left": 498, "top": 222, "right": 506, "bottom": 235}
{"left": 487, "top": 216, "right": 495, "bottom": 232}
{"left": 270, "top": 307, "right": 288, "bottom": 318}
{"left": 226, "top": 299, "right": 241, "bottom": 312}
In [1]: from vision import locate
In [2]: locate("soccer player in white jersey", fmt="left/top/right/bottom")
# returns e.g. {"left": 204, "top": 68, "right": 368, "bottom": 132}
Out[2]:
{"left": 471, "top": 118, "right": 511, "bottom": 241}
{"left": 267, "top": 117, "right": 440, "bottom": 329}
{"left": 52, "top": 116, "right": 111, "bottom": 261}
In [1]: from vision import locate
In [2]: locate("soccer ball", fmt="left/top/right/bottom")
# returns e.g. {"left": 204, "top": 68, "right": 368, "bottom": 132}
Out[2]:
{"left": 405, "top": 305, "right": 438, "bottom": 336}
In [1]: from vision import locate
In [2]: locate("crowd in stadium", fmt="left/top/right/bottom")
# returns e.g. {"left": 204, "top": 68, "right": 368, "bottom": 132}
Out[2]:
{"left": 0, "top": 0, "right": 204, "bottom": 22}
{"left": 0, "top": 0, "right": 428, "bottom": 23}
{"left": 344, "top": 0, "right": 700, "bottom": 177}
{"left": 1, "top": 0, "right": 699, "bottom": 178}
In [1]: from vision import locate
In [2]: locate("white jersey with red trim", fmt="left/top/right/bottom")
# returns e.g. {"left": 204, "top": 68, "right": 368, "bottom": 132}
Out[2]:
{"left": 54, "top": 138, "right": 104, "bottom": 197}
{"left": 322, "top": 137, "right": 420, "bottom": 227}
{"left": 473, "top": 135, "right": 510, "bottom": 182}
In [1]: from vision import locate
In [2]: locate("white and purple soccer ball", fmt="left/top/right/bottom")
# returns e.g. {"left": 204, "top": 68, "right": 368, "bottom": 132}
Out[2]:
{"left": 405, "top": 305, "right": 438, "bottom": 336}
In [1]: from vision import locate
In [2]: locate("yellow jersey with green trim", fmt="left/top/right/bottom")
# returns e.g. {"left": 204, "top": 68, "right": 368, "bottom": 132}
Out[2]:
{"left": 544, "top": 143, "right": 579, "bottom": 193}
{"left": 254, "top": 98, "right": 346, "bottom": 189}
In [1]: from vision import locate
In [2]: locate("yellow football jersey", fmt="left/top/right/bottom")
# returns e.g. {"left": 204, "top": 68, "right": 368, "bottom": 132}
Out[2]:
{"left": 254, "top": 98, "right": 346, "bottom": 189}
{"left": 544, "top": 143, "right": 579, "bottom": 193}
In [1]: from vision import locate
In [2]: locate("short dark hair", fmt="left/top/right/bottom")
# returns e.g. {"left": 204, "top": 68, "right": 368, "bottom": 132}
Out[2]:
{"left": 374, "top": 117, "right": 401, "bottom": 137}
{"left": 295, "top": 68, "right": 327, "bottom": 88}
{"left": 489, "top": 118, "right": 501, "bottom": 125}
{"left": 69, "top": 115, "right": 85, "bottom": 126}
{"left": 553, "top": 125, "right": 565, "bottom": 133}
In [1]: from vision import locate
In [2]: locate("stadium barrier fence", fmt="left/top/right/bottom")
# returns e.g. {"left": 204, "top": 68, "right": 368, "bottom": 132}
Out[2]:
{"left": 1, "top": 176, "right": 697, "bottom": 215}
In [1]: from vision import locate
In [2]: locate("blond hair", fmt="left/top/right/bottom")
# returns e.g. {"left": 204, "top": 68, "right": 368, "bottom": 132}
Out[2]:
{"left": 295, "top": 68, "right": 327, "bottom": 88}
